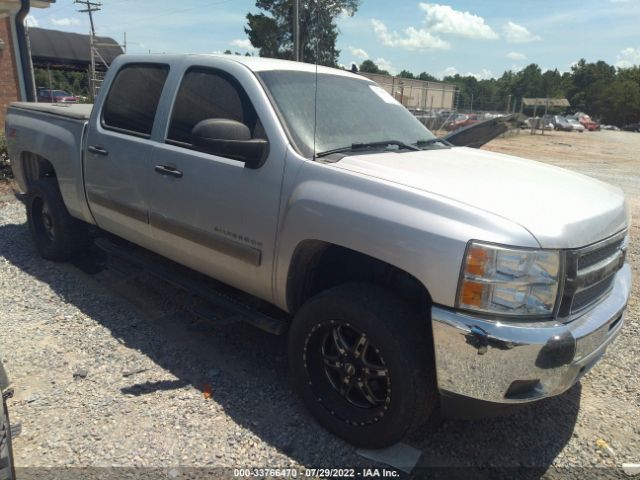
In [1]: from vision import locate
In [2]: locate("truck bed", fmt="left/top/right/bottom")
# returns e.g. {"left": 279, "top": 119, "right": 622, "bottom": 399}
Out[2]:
{"left": 10, "top": 102, "right": 93, "bottom": 120}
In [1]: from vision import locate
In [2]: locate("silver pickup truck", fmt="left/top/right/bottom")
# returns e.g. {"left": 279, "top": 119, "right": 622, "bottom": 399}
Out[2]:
{"left": 5, "top": 55, "right": 631, "bottom": 448}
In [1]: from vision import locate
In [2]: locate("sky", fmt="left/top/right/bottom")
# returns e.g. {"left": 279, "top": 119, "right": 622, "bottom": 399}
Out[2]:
{"left": 25, "top": 0, "right": 640, "bottom": 80}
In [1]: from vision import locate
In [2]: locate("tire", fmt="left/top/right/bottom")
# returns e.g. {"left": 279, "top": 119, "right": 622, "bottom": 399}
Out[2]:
{"left": 288, "top": 283, "right": 437, "bottom": 448}
{"left": 0, "top": 399, "right": 15, "bottom": 480}
{"left": 26, "top": 178, "right": 90, "bottom": 261}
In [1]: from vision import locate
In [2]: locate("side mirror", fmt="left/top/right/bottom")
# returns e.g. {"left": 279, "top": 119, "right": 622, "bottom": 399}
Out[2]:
{"left": 191, "top": 118, "right": 269, "bottom": 169}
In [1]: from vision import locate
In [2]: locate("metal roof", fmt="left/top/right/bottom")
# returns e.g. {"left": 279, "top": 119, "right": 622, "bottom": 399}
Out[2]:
{"left": 28, "top": 27, "right": 123, "bottom": 71}
{"left": 522, "top": 98, "right": 570, "bottom": 107}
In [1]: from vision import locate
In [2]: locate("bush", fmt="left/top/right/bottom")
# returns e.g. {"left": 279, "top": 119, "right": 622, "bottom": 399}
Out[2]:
{"left": 0, "top": 132, "right": 13, "bottom": 181}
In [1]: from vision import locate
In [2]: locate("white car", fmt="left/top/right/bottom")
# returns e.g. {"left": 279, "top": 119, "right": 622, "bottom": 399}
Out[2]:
{"left": 567, "top": 118, "right": 585, "bottom": 132}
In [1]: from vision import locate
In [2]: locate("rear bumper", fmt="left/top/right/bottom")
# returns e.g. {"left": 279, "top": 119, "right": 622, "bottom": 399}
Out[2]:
{"left": 431, "top": 263, "right": 631, "bottom": 407}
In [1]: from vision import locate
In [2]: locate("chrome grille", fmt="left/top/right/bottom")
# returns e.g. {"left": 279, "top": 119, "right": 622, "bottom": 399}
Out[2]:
{"left": 571, "top": 275, "right": 615, "bottom": 313}
{"left": 578, "top": 238, "right": 624, "bottom": 270}
{"left": 558, "top": 230, "right": 627, "bottom": 318}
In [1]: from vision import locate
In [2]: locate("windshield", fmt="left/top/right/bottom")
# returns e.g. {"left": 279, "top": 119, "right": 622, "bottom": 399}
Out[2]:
{"left": 259, "top": 70, "right": 436, "bottom": 158}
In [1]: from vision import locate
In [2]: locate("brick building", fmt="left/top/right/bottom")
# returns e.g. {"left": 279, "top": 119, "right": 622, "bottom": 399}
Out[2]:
{"left": 0, "top": 0, "right": 54, "bottom": 129}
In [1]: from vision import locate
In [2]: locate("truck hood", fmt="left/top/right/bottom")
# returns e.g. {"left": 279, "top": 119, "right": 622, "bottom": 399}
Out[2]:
{"left": 330, "top": 147, "right": 628, "bottom": 249}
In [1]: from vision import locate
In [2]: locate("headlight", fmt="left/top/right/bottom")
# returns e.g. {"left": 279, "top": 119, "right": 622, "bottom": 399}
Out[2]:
{"left": 457, "top": 241, "right": 561, "bottom": 317}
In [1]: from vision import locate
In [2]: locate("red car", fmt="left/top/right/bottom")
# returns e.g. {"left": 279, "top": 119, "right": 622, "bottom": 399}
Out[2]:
{"left": 37, "top": 89, "right": 78, "bottom": 104}
{"left": 445, "top": 114, "right": 481, "bottom": 131}
{"left": 578, "top": 114, "right": 599, "bottom": 131}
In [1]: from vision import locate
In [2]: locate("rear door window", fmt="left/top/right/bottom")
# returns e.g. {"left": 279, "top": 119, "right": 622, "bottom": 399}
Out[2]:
{"left": 102, "top": 64, "right": 169, "bottom": 137}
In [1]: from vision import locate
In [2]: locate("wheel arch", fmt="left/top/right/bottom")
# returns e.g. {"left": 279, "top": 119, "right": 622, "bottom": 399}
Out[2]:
{"left": 286, "top": 240, "right": 433, "bottom": 318}
{"left": 21, "top": 152, "right": 58, "bottom": 189}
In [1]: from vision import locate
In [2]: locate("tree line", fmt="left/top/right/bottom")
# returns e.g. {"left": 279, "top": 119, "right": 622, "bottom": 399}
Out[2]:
{"left": 358, "top": 58, "right": 640, "bottom": 126}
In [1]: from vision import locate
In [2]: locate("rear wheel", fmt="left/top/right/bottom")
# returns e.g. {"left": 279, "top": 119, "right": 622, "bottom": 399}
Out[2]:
{"left": 288, "top": 283, "right": 437, "bottom": 448}
{"left": 27, "top": 178, "right": 90, "bottom": 261}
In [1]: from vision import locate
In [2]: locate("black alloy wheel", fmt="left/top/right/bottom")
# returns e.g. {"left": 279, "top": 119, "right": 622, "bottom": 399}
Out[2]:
{"left": 305, "top": 321, "right": 391, "bottom": 426}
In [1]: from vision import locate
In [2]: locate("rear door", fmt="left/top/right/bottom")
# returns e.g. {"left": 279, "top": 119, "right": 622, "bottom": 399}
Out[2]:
{"left": 146, "top": 64, "right": 287, "bottom": 301}
{"left": 84, "top": 63, "right": 169, "bottom": 248}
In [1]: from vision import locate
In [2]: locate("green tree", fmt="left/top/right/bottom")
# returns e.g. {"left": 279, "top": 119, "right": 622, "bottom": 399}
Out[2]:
{"left": 418, "top": 72, "right": 439, "bottom": 82}
{"left": 245, "top": 0, "right": 360, "bottom": 67}
{"left": 359, "top": 59, "right": 389, "bottom": 75}
{"left": 33, "top": 69, "right": 90, "bottom": 98}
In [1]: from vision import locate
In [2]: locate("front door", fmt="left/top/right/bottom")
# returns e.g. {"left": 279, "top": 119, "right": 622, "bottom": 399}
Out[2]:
{"left": 147, "top": 66, "right": 286, "bottom": 301}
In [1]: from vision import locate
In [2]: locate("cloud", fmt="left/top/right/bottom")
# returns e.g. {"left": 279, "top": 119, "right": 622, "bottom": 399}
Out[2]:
{"left": 506, "top": 51, "right": 526, "bottom": 60}
{"left": 503, "top": 21, "right": 541, "bottom": 43}
{"left": 49, "top": 16, "right": 81, "bottom": 26}
{"left": 371, "top": 19, "right": 450, "bottom": 50}
{"left": 439, "top": 66, "right": 493, "bottom": 80}
{"left": 441, "top": 66, "right": 458, "bottom": 77}
{"left": 347, "top": 46, "right": 369, "bottom": 60}
{"left": 615, "top": 47, "right": 640, "bottom": 68}
{"left": 374, "top": 57, "right": 395, "bottom": 74}
{"left": 418, "top": 3, "right": 498, "bottom": 39}
{"left": 465, "top": 68, "right": 493, "bottom": 80}
{"left": 230, "top": 39, "right": 257, "bottom": 52}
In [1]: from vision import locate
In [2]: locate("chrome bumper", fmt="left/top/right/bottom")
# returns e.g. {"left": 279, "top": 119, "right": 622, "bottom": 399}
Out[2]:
{"left": 431, "top": 263, "right": 631, "bottom": 404}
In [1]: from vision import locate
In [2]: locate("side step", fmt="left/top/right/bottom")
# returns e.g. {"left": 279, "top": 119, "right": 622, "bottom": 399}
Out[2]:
{"left": 94, "top": 237, "right": 289, "bottom": 335}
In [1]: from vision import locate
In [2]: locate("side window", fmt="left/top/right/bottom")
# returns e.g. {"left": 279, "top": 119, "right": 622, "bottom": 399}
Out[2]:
{"left": 167, "top": 67, "right": 261, "bottom": 145}
{"left": 102, "top": 64, "right": 169, "bottom": 137}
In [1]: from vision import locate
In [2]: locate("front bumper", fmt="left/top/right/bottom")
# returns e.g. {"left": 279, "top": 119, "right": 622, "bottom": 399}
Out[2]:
{"left": 431, "top": 263, "right": 631, "bottom": 405}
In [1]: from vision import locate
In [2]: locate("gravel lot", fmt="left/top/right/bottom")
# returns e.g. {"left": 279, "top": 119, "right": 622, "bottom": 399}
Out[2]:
{"left": 0, "top": 129, "right": 638, "bottom": 478}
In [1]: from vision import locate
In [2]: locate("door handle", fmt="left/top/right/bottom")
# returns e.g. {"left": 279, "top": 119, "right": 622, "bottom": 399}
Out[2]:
{"left": 88, "top": 145, "right": 109, "bottom": 156}
{"left": 154, "top": 165, "right": 183, "bottom": 178}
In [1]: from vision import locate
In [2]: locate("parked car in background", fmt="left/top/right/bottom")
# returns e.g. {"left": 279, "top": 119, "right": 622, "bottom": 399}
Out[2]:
{"left": 546, "top": 115, "right": 573, "bottom": 132}
{"left": 622, "top": 122, "right": 640, "bottom": 132}
{"left": 445, "top": 113, "right": 481, "bottom": 131}
{"left": 573, "top": 112, "right": 599, "bottom": 131}
{"left": 601, "top": 125, "right": 621, "bottom": 131}
{"left": 36, "top": 89, "right": 78, "bottom": 104}
{"left": 566, "top": 117, "right": 585, "bottom": 132}
{"left": 0, "top": 360, "right": 15, "bottom": 480}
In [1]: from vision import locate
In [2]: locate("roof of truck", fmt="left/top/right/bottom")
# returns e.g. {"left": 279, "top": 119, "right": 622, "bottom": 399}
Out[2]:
{"left": 129, "top": 54, "right": 368, "bottom": 80}
{"left": 204, "top": 55, "right": 363, "bottom": 77}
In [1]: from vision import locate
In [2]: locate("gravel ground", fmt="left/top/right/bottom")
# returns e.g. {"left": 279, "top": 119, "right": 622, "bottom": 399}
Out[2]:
{"left": 0, "top": 129, "right": 638, "bottom": 479}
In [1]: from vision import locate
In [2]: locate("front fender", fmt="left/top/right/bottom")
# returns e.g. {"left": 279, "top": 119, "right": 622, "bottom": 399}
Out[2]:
{"left": 274, "top": 158, "right": 539, "bottom": 311}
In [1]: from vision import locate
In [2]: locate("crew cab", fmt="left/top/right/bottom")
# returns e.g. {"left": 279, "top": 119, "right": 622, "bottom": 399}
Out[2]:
{"left": 5, "top": 55, "right": 631, "bottom": 448}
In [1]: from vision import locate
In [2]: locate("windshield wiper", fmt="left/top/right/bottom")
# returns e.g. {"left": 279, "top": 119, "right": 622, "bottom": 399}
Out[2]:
{"left": 316, "top": 140, "right": 420, "bottom": 158}
{"left": 414, "top": 137, "right": 453, "bottom": 148}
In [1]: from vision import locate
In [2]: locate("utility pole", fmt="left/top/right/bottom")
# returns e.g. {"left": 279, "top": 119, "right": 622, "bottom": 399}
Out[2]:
{"left": 75, "top": 0, "right": 107, "bottom": 101}
{"left": 75, "top": 0, "right": 100, "bottom": 36}
{"left": 293, "top": 0, "right": 300, "bottom": 62}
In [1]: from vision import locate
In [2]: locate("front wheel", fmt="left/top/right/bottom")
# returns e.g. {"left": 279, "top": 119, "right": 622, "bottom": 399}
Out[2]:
{"left": 0, "top": 399, "right": 15, "bottom": 480}
{"left": 288, "top": 283, "right": 437, "bottom": 448}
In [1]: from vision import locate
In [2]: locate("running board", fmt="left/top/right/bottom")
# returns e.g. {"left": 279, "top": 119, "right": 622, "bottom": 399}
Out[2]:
{"left": 94, "top": 237, "right": 289, "bottom": 335}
